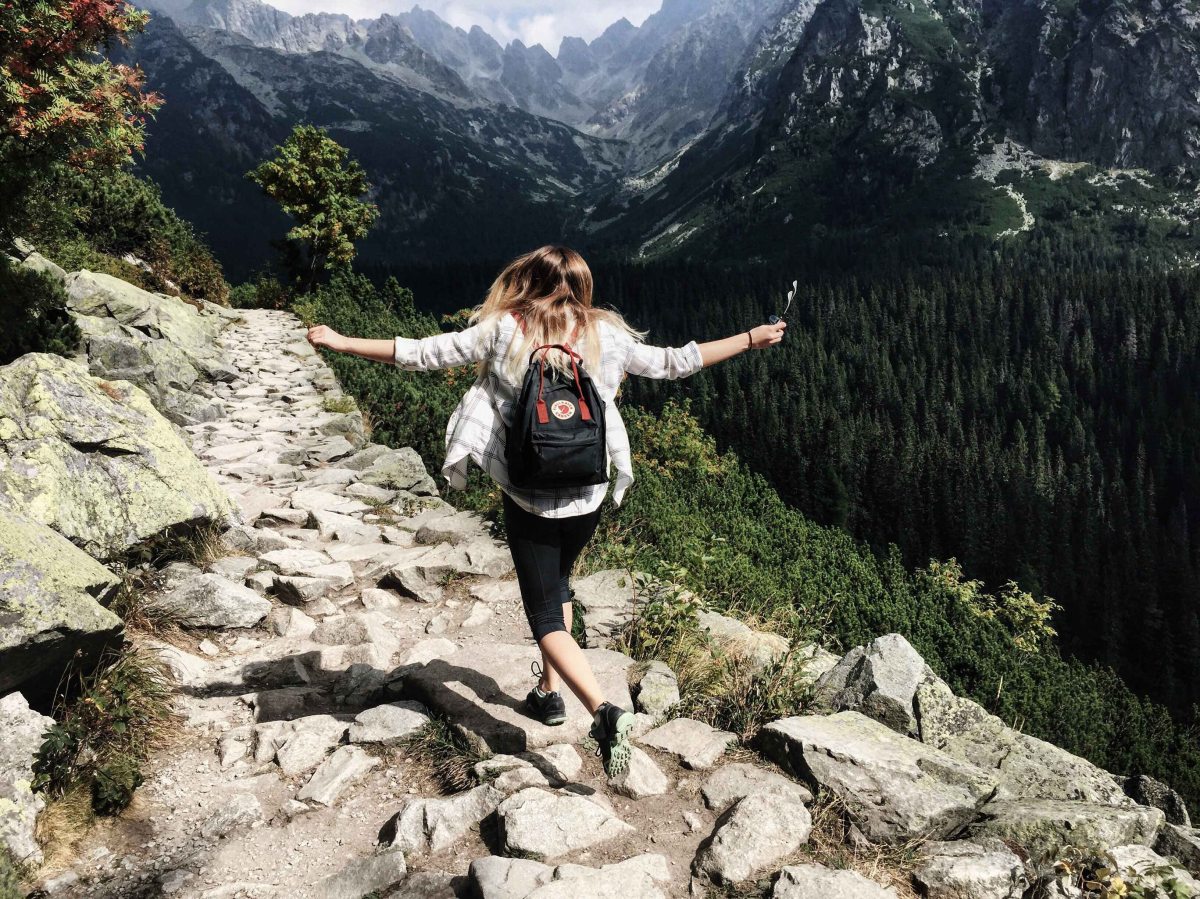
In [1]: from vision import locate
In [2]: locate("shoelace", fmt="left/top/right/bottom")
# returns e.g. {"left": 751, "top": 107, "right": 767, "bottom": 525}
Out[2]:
{"left": 530, "top": 661, "right": 559, "bottom": 697}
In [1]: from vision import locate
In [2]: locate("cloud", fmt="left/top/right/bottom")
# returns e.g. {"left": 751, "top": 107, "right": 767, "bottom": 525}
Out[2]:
{"left": 266, "top": 0, "right": 660, "bottom": 50}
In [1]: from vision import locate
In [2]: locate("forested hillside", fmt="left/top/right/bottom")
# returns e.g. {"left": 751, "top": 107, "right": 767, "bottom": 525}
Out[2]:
{"left": 375, "top": 233, "right": 1200, "bottom": 723}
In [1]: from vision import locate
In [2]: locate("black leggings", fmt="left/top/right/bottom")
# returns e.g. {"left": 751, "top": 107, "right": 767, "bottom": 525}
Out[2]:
{"left": 502, "top": 491, "right": 603, "bottom": 641}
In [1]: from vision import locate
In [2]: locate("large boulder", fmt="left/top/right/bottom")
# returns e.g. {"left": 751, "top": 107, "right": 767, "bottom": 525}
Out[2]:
{"left": 915, "top": 677, "right": 1132, "bottom": 806}
{"left": 571, "top": 569, "right": 640, "bottom": 647}
{"left": 761, "top": 711, "right": 998, "bottom": 842}
{"left": 0, "top": 354, "right": 234, "bottom": 559}
{"left": 1117, "top": 774, "right": 1192, "bottom": 826}
{"left": 0, "top": 507, "right": 124, "bottom": 695}
{"left": 693, "top": 791, "right": 813, "bottom": 884}
{"left": 144, "top": 572, "right": 270, "bottom": 629}
{"left": 968, "top": 799, "right": 1164, "bottom": 863}
{"left": 812, "top": 633, "right": 935, "bottom": 735}
{"left": 695, "top": 609, "right": 790, "bottom": 673}
{"left": 64, "top": 270, "right": 232, "bottom": 380}
{"left": 0, "top": 692, "right": 56, "bottom": 866}
{"left": 1156, "top": 823, "right": 1200, "bottom": 875}
{"left": 383, "top": 784, "right": 504, "bottom": 854}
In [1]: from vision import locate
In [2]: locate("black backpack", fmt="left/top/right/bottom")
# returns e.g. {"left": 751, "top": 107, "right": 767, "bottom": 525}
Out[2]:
{"left": 506, "top": 321, "right": 607, "bottom": 489}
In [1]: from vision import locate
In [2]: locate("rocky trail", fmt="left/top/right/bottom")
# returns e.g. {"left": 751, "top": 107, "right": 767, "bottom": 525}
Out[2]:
{"left": 6, "top": 270, "right": 1200, "bottom": 899}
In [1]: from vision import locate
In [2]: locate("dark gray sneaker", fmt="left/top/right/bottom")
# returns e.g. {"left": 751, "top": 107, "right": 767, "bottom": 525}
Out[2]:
{"left": 590, "top": 701, "right": 636, "bottom": 777}
{"left": 525, "top": 662, "right": 567, "bottom": 726}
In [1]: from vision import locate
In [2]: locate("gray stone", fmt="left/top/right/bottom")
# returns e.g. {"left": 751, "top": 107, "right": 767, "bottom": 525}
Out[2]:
{"left": 701, "top": 763, "right": 812, "bottom": 812}
{"left": 265, "top": 606, "right": 315, "bottom": 639}
{"left": 297, "top": 745, "right": 379, "bottom": 805}
{"left": 349, "top": 702, "right": 431, "bottom": 745}
{"left": 199, "top": 793, "right": 262, "bottom": 839}
{"left": 694, "top": 791, "right": 812, "bottom": 884}
{"left": 272, "top": 574, "right": 335, "bottom": 605}
{"left": 311, "top": 509, "right": 381, "bottom": 544}
{"left": 403, "top": 638, "right": 458, "bottom": 666}
{"left": 761, "top": 711, "right": 998, "bottom": 843}
{"left": 383, "top": 565, "right": 444, "bottom": 604}
{"left": 469, "top": 856, "right": 553, "bottom": 899}
{"left": 311, "top": 612, "right": 397, "bottom": 652}
{"left": 0, "top": 692, "right": 56, "bottom": 864}
{"left": 470, "top": 579, "right": 522, "bottom": 604}
{"left": 0, "top": 353, "right": 234, "bottom": 559}
{"left": 969, "top": 799, "right": 1165, "bottom": 863}
{"left": 916, "top": 676, "right": 1132, "bottom": 806}
{"left": 340, "top": 444, "right": 393, "bottom": 472}
{"left": 0, "top": 508, "right": 123, "bottom": 695}
{"left": 1118, "top": 774, "right": 1192, "bottom": 827}
{"left": 358, "top": 447, "right": 434, "bottom": 493}
{"left": 572, "top": 569, "right": 640, "bottom": 647}
{"left": 289, "top": 487, "right": 369, "bottom": 515}
{"left": 640, "top": 718, "right": 734, "bottom": 770}
{"left": 21, "top": 251, "right": 66, "bottom": 283}
{"left": 476, "top": 745, "right": 583, "bottom": 793}
{"left": 259, "top": 547, "right": 332, "bottom": 575}
{"left": 384, "top": 784, "right": 504, "bottom": 854}
{"left": 498, "top": 787, "right": 634, "bottom": 860}
{"left": 146, "top": 573, "right": 270, "bottom": 629}
{"left": 912, "top": 838, "right": 1029, "bottom": 899}
{"left": 273, "top": 716, "right": 348, "bottom": 775}
{"left": 695, "top": 609, "right": 790, "bottom": 673}
{"left": 813, "top": 633, "right": 933, "bottom": 735}
{"left": 1156, "top": 823, "right": 1200, "bottom": 875}
{"left": 404, "top": 643, "right": 634, "bottom": 753}
{"left": 316, "top": 849, "right": 407, "bottom": 899}
{"left": 634, "top": 661, "right": 680, "bottom": 716}
{"left": 1109, "top": 844, "right": 1200, "bottom": 895}
{"left": 359, "top": 588, "right": 402, "bottom": 611}
{"left": 528, "top": 855, "right": 670, "bottom": 898}
{"left": 208, "top": 556, "right": 258, "bottom": 582}
{"left": 416, "top": 510, "right": 486, "bottom": 546}
{"left": 461, "top": 602, "right": 495, "bottom": 629}
{"left": 772, "top": 864, "right": 899, "bottom": 898}
{"left": 610, "top": 747, "right": 670, "bottom": 799}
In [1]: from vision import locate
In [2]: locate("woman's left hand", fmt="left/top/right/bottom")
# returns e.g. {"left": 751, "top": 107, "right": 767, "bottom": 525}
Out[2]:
{"left": 307, "top": 324, "right": 346, "bottom": 352}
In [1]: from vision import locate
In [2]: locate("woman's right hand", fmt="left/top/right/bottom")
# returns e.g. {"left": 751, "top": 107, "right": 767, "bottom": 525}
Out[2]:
{"left": 749, "top": 321, "right": 787, "bottom": 349}
{"left": 307, "top": 324, "right": 346, "bottom": 352}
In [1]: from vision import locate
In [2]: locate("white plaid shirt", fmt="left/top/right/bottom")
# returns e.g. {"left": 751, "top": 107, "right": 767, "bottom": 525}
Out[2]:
{"left": 393, "top": 312, "right": 704, "bottom": 518}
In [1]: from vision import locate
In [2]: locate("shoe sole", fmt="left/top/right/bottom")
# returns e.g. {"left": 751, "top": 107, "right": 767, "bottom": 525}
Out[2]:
{"left": 603, "top": 711, "right": 636, "bottom": 778}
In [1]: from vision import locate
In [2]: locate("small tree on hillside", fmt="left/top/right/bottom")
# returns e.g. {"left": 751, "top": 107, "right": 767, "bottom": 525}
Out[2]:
{"left": 0, "top": 0, "right": 162, "bottom": 236}
{"left": 247, "top": 124, "right": 379, "bottom": 293}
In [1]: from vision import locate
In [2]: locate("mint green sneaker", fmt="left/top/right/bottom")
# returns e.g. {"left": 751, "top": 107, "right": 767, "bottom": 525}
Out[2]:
{"left": 590, "top": 701, "right": 636, "bottom": 777}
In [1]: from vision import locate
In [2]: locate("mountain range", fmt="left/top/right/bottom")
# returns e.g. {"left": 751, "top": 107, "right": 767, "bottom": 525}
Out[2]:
{"left": 129, "top": 0, "right": 1200, "bottom": 275}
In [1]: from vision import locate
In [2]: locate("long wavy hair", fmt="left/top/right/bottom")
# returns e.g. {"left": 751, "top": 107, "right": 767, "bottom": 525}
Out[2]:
{"left": 469, "top": 245, "right": 646, "bottom": 382}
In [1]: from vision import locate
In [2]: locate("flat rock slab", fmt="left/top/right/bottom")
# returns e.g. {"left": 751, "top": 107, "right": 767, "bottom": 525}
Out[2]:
{"left": 968, "top": 798, "right": 1165, "bottom": 863}
{"left": 498, "top": 787, "right": 634, "bottom": 860}
{"left": 349, "top": 701, "right": 430, "bottom": 745}
{"left": 146, "top": 572, "right": 270, "bottom": 629}
{"left": 403, "top": 643, "right": 634, "bottom": 753}
{"left": 772, "top": 864, "right": 899, "bottom": 898}
{"left": 640, "top": 718, "right": 735, "bottom": 769}
{"left": 317, "top": 849, "right": 407, "bottom": 899}
{"left": 469, "top": 853, "right": 670, "bottom": 899}
{"left": 761, "top": 711, "right": 998, "bottom": 843}
{"left": 701, "top": 762, "right": 813, "bottom": 812}
{"left": 297, "top": 745, "right": 379, "bottom": 806}
{"left": 912, "top": 838, "right": 1029, "bottom": 899}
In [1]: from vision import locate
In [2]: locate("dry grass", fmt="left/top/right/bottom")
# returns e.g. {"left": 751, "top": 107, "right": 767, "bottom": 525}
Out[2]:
{"left": 401, "top": 717, "right": 491, "bottom": 794}
{"left": 799, "top": 793, "right": 926, "bottom": 897}
{"left": 33, "top": 784, "right": 95, "bottom": 873}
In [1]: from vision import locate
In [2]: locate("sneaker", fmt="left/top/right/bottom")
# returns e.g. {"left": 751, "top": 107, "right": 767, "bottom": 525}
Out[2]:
{"left": 525, "top": 662, "right": 567, "bottom": 726}
{"left": 590, "top": 701, "right": 636, "bottom": 777}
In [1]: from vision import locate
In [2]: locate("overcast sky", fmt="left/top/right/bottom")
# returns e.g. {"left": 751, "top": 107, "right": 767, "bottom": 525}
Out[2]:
{"left": 266, "top": 1, "right": 660, "bottom": 50}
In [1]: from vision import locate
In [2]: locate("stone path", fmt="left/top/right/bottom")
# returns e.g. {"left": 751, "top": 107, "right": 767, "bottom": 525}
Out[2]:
{"left": 41, "top": 310, "right": 806, "bottom": 899}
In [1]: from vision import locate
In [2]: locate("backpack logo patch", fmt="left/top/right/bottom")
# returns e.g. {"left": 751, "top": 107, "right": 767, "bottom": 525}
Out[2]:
{"left": 550, "top": 399, "right": 576, "bottom": 420}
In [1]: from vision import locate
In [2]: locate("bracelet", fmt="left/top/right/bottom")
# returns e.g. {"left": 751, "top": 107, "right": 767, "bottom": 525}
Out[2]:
{"left": 746, "top": 331, "right": 753, "bottom": 350}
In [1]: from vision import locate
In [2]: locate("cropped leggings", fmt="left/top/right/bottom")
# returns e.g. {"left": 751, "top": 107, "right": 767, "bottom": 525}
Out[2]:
{"left": 501, "top": 491, "right": 603, "bottom": 641}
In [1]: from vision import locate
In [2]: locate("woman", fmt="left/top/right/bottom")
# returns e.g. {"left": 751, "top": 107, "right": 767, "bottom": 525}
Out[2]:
{"left": 306, "top": 245, "right": 786, "bottom": 776}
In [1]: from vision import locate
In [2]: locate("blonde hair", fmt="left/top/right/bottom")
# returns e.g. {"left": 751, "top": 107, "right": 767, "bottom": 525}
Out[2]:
{"left": 469, "top": 245, "right": 646, "bottom": 383}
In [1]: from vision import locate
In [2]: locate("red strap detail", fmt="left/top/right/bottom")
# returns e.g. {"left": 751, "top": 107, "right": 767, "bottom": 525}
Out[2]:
{"left": 578, "top": 398, "right": 592, "bottom": 421}
{"left": 536, "top": 400, "right": 549, "bottom": 424}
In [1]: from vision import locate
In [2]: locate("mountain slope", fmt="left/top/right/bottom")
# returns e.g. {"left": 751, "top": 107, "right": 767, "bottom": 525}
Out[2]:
{"left": 124, "top": 17, "right": 630, "bottom": 277}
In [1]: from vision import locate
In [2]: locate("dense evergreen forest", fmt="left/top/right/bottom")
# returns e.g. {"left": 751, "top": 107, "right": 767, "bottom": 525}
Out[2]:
{"left": 366, "top": 232, "right": 1200, "bottom": 722}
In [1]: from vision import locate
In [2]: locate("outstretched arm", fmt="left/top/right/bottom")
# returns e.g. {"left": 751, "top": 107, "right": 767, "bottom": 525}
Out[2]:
{"left": 697, "top": 321, "right": 787, "bottom": 367}
{"left": 306, "top": 326, "right": 394, "bottom": 363}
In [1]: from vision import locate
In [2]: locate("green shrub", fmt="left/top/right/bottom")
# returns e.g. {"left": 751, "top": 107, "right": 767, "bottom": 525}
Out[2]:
{"left": 0, "top": 846, "right": 22, "bottom": 899}
{"left": 0, "top": 254, "right": 80, "bottom": 364}
{"left": 33, "top": 647, "right": 175, "bottom": 817}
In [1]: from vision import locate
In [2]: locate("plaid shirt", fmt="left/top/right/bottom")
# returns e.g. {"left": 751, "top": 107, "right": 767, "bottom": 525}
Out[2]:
{"left": 393, "top": 312, "right": 704, "bottom": 518}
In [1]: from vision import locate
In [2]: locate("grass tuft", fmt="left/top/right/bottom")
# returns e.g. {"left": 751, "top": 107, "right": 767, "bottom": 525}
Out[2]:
{"left": 402, "top": 717, "right": 491, "bottom": 794}
{"left": 33, "top": 646, "right": 177, "bottom": 831}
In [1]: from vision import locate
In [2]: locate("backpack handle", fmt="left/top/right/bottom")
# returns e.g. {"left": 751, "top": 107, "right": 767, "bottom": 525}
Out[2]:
{"left": 531, "top": 343, "right": 592, "bottom": 425}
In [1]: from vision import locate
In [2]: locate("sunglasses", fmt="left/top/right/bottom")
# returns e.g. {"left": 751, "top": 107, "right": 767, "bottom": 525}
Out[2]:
{"left": 768, "top": 280, "right": 798, "bottom": 325}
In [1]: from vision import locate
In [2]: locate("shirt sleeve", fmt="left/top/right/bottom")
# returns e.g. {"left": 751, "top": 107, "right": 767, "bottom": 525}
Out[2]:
{"left": 393, "top": 322, "right": 496, "bottom": 371}
{"left": 623, "top": 337, "right": 705, "bottom": 380}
